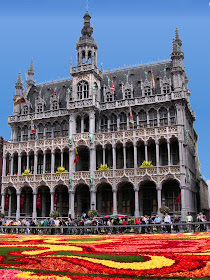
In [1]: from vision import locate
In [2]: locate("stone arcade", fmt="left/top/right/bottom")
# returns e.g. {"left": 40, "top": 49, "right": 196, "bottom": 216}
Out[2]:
{"left": 1, "top": 11, "right": 207, "bottom": 221}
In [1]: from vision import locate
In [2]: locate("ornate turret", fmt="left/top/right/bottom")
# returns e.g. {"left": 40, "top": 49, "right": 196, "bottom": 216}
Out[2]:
{"left": 14, "top": 72, "right": 23, "bottom": 97}
{"left": 27, "top": 58, "right": 35, "bottom": 86}
{"left": 170, "top": 28, "right": 185, "bottom": 92}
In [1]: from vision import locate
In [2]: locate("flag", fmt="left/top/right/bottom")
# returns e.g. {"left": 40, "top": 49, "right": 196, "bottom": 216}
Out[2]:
{"left": 14, "top": 96, "right": 26, "bottom": 106}
{"left": 54, "top": 192, "right": 58, "bottom": 205}
{"left": 175, "top": 192, "right": 181, "bottom": 205}
{"left": 109, "top": 72, "right": 115, "bottom": 93}
{"left": 73, "top": 146, "right": 79, "bottom": 164}
{"left": 4, "top": 194, "right": 9, "bottom": 211}
{"left": 54, "top": 88, "right": 57, "bottom": 96}
{"left": 31, "top": 120, "right": 36, "bottom": 134}
{"left": 129, "top": 106, "right": 134, "bottom": 126}
{"left": 151, "top": 70, "right": 155, "bottom": 88}
{"left": 20, "top": 194, "right": 25, "bottom": 210}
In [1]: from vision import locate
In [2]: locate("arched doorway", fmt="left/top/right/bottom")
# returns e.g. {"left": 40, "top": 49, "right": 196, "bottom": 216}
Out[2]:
{"left": 97, "top": 183, "right": 113, "bottom": 215}
{"left": 117, "top": 182, "right": 135, "bottom": 215}
{"left": 54, "top": 185, "right": 69, "bottom": 217}
{"left": 4, "top": 186, "right": 17, "bottom": 217}
{"left": 75, "top": 184, "right": 90, "bottom": 217}
{"left": 162, "top": 180, "right": 181, "bottom": 214}
{"left": 20, "top": 186, "right": 33, "bottom": 217}
{"left": 140, "top": 181, "right": 157, "bottom": 216}
{"left": 37, "top": 186, "right": 50, "bottom": 217}
{"left": 76, "top": 146, "right": 90, "bottom": 171}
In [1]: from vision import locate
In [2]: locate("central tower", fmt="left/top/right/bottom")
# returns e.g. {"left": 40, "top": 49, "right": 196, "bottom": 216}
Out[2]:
{"left": 70, "top": 11, "right": 102, "bottom": 102}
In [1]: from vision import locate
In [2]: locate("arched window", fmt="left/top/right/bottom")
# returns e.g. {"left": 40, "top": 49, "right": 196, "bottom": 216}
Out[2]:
{"left": 125, "top": 89, "right": 132, "bottom": 99}
{"left": 139, "top": 110, "right": 147, "bottom": 128}
{"left": 17, "top": 126, "right": 21, "bottom": 141}
{"left": 101, "top": 115, "right": 108, "bottom": 132}
{"left": 52, "top": 100, "right": 58, "bottom": 110}
{"left": 45, "top": 123, "right": 51, "bottom": 139}
{"left": 144, "top": 86, "right": 151, "bottom": 96}
{"left": 159, "top": 107, "right": 168, "bottom": 126}
{"left": 110, "top": 114, "right": 117, "bottom": 132}
{"left": 76, "top": 116, "right": 81, "bottom": 133}
{"left": 37, "top": 103, "right": 43, "bottom": 113}
{"left": 163, "top": 84, "right": 170, "bottom": 94}
{"left": 169, "top": 107, "right": 176, "bottom": 125}
{"left": 22, "top": 125, "right": 28, "bottom": 141}
{"left": 61, "top": 120, "right": 68, "bottom": 136}
{"left": 54, "top": 121, "right": 60, "bottom": 138}
{"left": 22, "top": 106, "right": 28, "bottom": 115}
{"left": 106, "top": 91, "right": 113, "bottom": 102}
{"left": 84, "top": 114, "right": 89, "bottom": 132}
{"left": 77, "top": 80, "right": 89, "bottom": 99}
{"left": 38, "top": 123, "right": 44, "bottom": 139}
{"left": 119, "top": 112, "right": 127, "bottom": 130}
{"left": 149, "top": 109, "right": 157, "bottom": 127}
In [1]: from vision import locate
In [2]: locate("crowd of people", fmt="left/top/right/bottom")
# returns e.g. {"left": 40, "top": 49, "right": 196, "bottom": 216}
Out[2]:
{"left": 0, "top": 211, "right": 208, "bottom": 235}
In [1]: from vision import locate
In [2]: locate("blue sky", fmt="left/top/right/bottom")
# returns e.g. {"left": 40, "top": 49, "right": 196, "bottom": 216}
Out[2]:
{"left": 0, "top": 0, "right": 209, "bottom": 179}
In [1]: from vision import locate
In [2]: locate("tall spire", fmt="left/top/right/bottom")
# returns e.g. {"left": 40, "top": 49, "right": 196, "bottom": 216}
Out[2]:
{"left": 171, "top": 27, "right": 184, "bottom": 59}
{"left": 27, "top": 58, "right": 35, "bottom": 86}
{"left": 15, "top": 72, "right": 23, "bottom": 95}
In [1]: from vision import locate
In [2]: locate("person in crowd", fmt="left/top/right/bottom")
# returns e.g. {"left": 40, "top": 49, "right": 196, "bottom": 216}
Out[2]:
{"left": 173, "top": 215, "right": 180, "bottom": 233}
{"left": 154, "top": 215, "right": 161, "bottom": 233}
{"left": 164, "top": 213, "right": 171, "bottom": 233}
{"left": 186, "top": 212, "right": 193, "bottom": 232}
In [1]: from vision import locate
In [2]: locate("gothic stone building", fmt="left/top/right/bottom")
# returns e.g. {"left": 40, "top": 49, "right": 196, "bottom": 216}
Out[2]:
{"left": 1, "top": 12, "right": 205, "bottom": 220}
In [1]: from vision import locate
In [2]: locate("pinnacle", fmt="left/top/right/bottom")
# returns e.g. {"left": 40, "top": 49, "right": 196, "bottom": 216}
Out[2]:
{"left": 175, "top": 27, "right": 180, "bottom": 41}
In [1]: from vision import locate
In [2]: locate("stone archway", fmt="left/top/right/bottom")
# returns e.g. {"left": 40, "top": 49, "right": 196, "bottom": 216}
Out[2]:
{"left": 4, "top": 186, "right": 17, "bottom": 217}
{"left": 162, "top": 180, "right": 181, "bottom": 214}
{"left": 37, "top": 185, "right": 50, "bottom": 217}
{"left": 117, "top": 182, "right": 135, "bottom": 216}
{"left": 75, "top": 184, "right": 90, "bottom": 217}
{"left": 20, "top": 186, "right": 33, "bottom": 217}
{"left": 54, "top": 185, "right": 69, "bottom": 217}
{"left": 140, "top": 181, "right": 157, "bottom": 216}
{"left": 96, "top": 183, "right": 113, "bottom": 215}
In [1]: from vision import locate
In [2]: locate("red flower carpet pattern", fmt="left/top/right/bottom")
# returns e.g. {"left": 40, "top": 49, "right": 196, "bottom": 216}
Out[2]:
{"left": 0, "top": 232, "right": 209, "bottom": 279}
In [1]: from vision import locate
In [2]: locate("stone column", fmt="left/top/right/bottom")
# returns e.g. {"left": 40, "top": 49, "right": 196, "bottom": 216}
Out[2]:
{"left": 8, "top": 192, "right": 12, "bottom": 217}
{"left": 18, "top": 154, "right": 21, "bottom": 176}
{"left": 145, "top": 144, "right": 148, "bottom": 162}
{"left": 1, "top": 194, "right": 5, "bottom": 214}
{"left": 51, "top": 151, "right": 55, "bottom": 174}
{"left": 3, "top": 156, "right": 6, "bottom": 177}
{"left": 134, "top": 188, "right": 139, "bottom": 218}
{"left": 139, "top": 189, "right": 143, "bottom": 216}
{"left": 50, "top": 191, "right": 54, "bottom": 213}
{"left": 43, "top": 151, "right": 46, "bottom": 174}
{"left": 137, "top": 114, "right": 139, "bottom": 129}
{"left": 61, "top": 150, "right": 64, "bottom": 167}
{"left": 68, "top": 190, "right": 71, "bottom": 217}
{"left": 11, "top": 155, "right": 14, "bottom": 176}
{"left": 156, "top": 141, "right": 159, "bottom": 167}
{"left": 16, "top": 192, "right": 20, "bottom": 220}
{"left": 117, "top": 116, "right": 120, "bottom": 130}
{"left": 34, "top": 152, "right": 38, "bottom": 175}
{"left": 123, "top": 145, "right": 126, "bottom": 169}
{"left": 91, "top": 190, "right": 96, "bottom": 210}
{"left": 112, "top": 146, "right": 116, "bottom": 169}
{"left": 70, "top": 191, "right": 75, "bottom": 219}
{"left": 32, "top": 192, "right": 37, "bottom": 219}
{"left": 90, "top": 146, "right": 96, "bottom": 174}
{"left": 113, "top": 189, "right": 117, "bottom": 215}
{"left": 156, "top": 185, "right": 162, "bottom": 217}
{"left": 134, "top": 143, "right": 138, "bottom": 169}
{"left": 167, "top": 141, "right": 171, "bottom": 166}
{"left": 27, "top": 154, "right": 29, "bottom": 170}
{"left": 103, "top": 147, "right": 106, "bottom": 165}
{"left": 107, "top": 118, "right": 110, "bottom": 132}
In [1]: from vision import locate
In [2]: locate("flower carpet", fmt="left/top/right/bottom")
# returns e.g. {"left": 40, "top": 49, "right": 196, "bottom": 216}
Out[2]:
{"left": 0, "top": 232, "right": 209, "bottom": 280}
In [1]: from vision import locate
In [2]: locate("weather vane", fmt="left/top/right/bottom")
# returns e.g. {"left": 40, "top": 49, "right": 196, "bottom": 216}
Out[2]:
{"left": 86, "top": 0, "right": 88, "bottom": 12}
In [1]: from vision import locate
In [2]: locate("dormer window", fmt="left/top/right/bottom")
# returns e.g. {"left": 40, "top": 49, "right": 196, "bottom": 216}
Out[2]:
{"left": 37, "top": 103, "right": 43, "bottom": 113}
{"left": 52, "top": 100, "right": 58, "bottom": 110}
{"left": 77, "top": 80, "right": 89, "bottom": 99}
{"left": 163, "top": 84, "right": 170, "bottom": 94}
{"left": 125, "top": 89, "right": 132, "bottom": 99}
{"left": 106, "top": 91, "right": 113, "bottom": 102}
{"left": 144, "top": 86, "right": 152, "bottom": 96}
{"left": 22, "top": 105, "right": 28, "bottom": 115}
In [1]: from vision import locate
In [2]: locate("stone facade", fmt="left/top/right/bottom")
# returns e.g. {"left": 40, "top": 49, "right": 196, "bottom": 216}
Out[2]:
{"left": 1, "top": 12, "right": 205, "bottom": 221}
